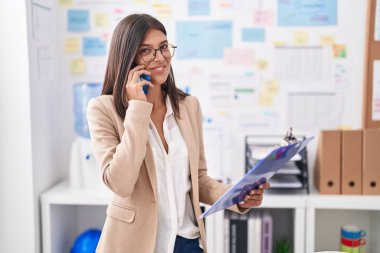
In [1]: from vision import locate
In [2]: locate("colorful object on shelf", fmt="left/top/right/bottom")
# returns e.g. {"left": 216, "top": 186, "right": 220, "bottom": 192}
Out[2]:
{"left": 340, "top": 224, "right": 366, "bottom": 253}
{"left": 70, "top": 229, "right": 102, "bottom": 253}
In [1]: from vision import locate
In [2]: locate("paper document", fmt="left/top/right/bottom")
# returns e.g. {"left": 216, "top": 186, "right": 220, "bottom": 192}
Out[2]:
{"left": 200, "top": 136, "right": 314, "bottom": 218}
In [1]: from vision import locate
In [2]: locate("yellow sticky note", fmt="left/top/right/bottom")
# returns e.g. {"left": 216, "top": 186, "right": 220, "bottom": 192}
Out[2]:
{"left": 337, "top": 124, "right": 352, "bottom": 130}
{"left": 333, "top": 44, "right": 347, "bottom": 59}
{"left": 259, "top": 92, "right": 273, "bottom": 107}
{"left": 293, "top": 31, "right": 308, "bottom": 45}
{"left": 273, "top": 40, "right": 285, "bottom": 46}
{"left": 65, "top": 38, "right": 80, "bottom": 53}
{"left": 218, "top": 111, "right": 228, "bottom": 117}
{"left": 133, "top": 0, "right": 149, "bottom": 4}
{"left": 153, "top": 4, "right": 172, "bottom": 18}
{"left": 59, "top": 0, "right": 73, "bottom": 7}
{"left": 95, "top": 13, "right": 109, "bottom": 28}
{"left": 257, "top": 59, "right": 268, "bottom": 70}
{"left": 264, "top": 80, "right": 279, "bottom": 94}
{"left": 70, "top": 59, "right": 86, "bottom": 74}
{"left": 320, "top": 35, "right": 336, "bottom": 45}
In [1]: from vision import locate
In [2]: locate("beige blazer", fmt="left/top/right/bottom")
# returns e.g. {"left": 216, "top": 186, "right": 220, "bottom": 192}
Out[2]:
{"left": 87, "top": 95, "right": 245, "bottom": 253}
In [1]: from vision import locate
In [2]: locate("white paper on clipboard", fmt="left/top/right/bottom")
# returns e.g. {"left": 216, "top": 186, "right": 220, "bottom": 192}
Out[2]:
{"left": 200, "top": 136, "right": 314, "bottom": 218}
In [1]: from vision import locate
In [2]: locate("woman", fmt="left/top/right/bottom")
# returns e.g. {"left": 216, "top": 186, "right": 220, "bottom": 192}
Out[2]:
{"left": 87, "top": 14, "right": 270, "bottom": 253}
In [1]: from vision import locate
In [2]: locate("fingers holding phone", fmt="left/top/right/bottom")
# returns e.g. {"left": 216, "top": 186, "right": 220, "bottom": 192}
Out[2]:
{"left": 125, "top": 65, "right": 153, "bottom": 101}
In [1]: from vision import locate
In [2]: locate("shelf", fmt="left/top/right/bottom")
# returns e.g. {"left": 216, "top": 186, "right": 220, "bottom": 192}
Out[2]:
{"left": 41, "top": 181, "right": 380, "bottom": 210}
{"left": 307, "top": 187, "right": 380, "bottom": 210}
{"left": 41, "top": 181, "right": 380, "bottom": 253}
{"left": 41, "top": 181, "right": 112, "bottom": 206}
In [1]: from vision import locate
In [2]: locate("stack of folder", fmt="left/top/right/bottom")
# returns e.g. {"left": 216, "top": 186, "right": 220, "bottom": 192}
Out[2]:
{"left": 314, "top": 129, "right": 380, "bottom": 195}
{"left": 245, "top": 135, "right": 310, "bottom": 193}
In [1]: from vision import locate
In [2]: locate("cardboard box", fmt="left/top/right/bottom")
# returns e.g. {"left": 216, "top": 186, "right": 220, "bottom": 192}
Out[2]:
{"left": 362, "top": 129, "right": 380, "bottom": 195}
{"left": 314, "top": 130, "right": 341, "bottom": 194}
{"left": 341, "top": 130, "right": 362, "bottom": 195}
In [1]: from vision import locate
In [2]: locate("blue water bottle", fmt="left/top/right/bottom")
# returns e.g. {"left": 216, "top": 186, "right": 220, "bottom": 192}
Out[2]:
{"left": 73, "top": 83, "right": 102, "bottom": 139}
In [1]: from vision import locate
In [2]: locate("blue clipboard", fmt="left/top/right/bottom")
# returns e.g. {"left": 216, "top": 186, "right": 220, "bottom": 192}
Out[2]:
{"left": 200, "top": 136, "right": 314, "bottom": 218}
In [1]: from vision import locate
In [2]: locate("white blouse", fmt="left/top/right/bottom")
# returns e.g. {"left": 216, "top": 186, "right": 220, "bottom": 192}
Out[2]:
{"left": 149, "top": 96, "right": 200, "bottom": 253}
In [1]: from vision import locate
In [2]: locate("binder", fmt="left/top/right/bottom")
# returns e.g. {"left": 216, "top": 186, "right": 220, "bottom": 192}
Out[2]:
{"left": 362, "top": 129, "right": 380, "bottom": 195}
{"left": 224, "top": 212, "right": 230, "bottom": 253}
{"left": 261, "top": 211, "right": 273, "bottom": 253}
{"left": 229, "top": 212, "right": 248, "bottom": 253}
{"left": 341, "top": 130, "right": 363, "bottom": 194}
{"left": 248, "top": 211, "right": 262, "bottom": 253}
{"left": 314, "top": 130, "right": 341, "bottom": 194}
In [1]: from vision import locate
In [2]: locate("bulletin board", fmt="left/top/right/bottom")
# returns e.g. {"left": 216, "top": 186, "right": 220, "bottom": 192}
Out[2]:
{"left": 56, "top": 0, "right": 369, "bottom": 181}
{"left": 363, "top": 0, "right": 380, "bottom": 128}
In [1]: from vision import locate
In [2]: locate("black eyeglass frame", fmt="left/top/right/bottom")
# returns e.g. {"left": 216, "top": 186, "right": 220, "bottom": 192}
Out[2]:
{"left": 138, "top": 43, "right": 177, "bottom": 63}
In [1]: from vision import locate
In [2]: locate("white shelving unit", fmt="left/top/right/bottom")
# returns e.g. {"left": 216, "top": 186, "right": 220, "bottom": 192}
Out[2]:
{"left": 209, "top": 193, "right": 308, "bottom": 253}
{"left": 41, "top": 181, "right": 111, "bottom": 253}
{"left": 306, "top": 189, "right": 380, "bottom": 253}
{"left": 41, "top": 181, "right": 380, "bottom": 253}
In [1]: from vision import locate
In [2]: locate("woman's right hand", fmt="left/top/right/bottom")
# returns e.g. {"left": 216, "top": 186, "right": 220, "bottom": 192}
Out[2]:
{"left": 125, "top": 65, "right": 153, "bottom": 102}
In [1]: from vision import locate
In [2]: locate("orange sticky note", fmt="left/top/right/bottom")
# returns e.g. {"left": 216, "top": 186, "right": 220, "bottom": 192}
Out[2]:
{"left": 257, "top": 59, "right": 268, "bottom": 70}
{"left": 259, "top": 92, "right": 274, "bottom": 107}
{"left": 320, "top": 35, "right": 336, "bottom": 45}
{"left": 264, "top": 80, "right": 279, "bottom": 94}
{"left": 65, "top": 38, "right": 80, "bottom": 53}
{"left": 333, "top": 44, "right": 347, "bottom": 58}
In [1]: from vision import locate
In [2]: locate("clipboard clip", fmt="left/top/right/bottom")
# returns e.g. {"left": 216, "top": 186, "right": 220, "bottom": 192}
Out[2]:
{"left": 281, "top": 127, "right": 299, "bottom": 146}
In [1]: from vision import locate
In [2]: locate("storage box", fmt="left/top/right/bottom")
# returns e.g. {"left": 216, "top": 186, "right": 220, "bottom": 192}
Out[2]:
{"left": 314, "top": 130, "right": 342, "bottom": 194}
{"left": 341, "top": 130, "right": 363, "bottom": 194}
{"left": 362, "top": 129, "right": 380, "bottom": 195}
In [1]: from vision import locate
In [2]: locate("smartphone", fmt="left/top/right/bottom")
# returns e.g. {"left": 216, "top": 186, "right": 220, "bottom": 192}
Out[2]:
{"left": 140, "top": 74, "right": 151, "bottom": 94}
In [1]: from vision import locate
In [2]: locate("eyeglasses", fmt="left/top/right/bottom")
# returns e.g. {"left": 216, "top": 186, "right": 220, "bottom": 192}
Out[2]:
{"left": 138, "top": 43, "right": 177, "bottom": 63}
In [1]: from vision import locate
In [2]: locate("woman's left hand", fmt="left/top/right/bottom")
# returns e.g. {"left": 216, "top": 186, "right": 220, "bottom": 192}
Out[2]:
{"left": 237, "top": 182, "right": 270, "bottom": 209}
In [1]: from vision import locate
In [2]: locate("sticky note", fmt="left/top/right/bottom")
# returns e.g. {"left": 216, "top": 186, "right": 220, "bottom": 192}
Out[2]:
{"left": 95, "top": 13, "right": 109, "bottom": 28}
{"left": 273, "top": 41, "right": 285, "bottom": 46}
{"left": 333, "top": 44, "right": 347, "bottom": 58}
{"left": 253, "top": 10, "right": 274, "bottom": 26}
{"left": 176, "top": 21, "right": 232, "bottom": 59}
{"left": 224, "top": 48, "right": 255, "bottom": 65}
{"left": 67, "top": 10, "right": 90, "bottom": 32}
{"left": 242, "top": 28, "right": 265, "bottom": 42}
{"left": 65, "top": 38, "right": 80, "bottom": 53}
{"left": 153, "top": 4, "right": 172, "bottom": 18}
{"left": 59, "top": 0, "right": 73, "bottom": 7}
{"left": 278, "top": 0, "right": 337, "bottom": 26}
{"left": 257, "top": 59, "right": 268, "bottom": 70}
{"left": 259, "top": 92, "right": 274, "bottom": 107}
{"left": 320, "top": 35, "right": 336, "bottom": 45}
{"left": 293, "top": 31, "right": 308, "bottom": 45}
{"left": 264, "top": 80, "right": 279, "bottom": 94}
{"left": 70, "top": 58, "right": 85, "bottom": 74}
{"left": 189, "top": 0, "right": 210, "bottom": 16}
{"left": 83, "top": 37, "right": 107, "bottom": 56}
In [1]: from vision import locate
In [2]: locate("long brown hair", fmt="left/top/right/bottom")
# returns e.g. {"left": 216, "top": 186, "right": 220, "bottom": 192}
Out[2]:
{"left": 102, "top": 14, "right": 188, "bottom": 119}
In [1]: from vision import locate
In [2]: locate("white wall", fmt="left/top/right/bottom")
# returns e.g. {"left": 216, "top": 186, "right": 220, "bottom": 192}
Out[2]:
{"left": 26, "top": 0, "right": 68, "bottom": 252}
{"left": 0, "top": 1, "right": 68, "bottom": 252}
{"left": 0, "top": 1, "right": 36, "bottom": 252}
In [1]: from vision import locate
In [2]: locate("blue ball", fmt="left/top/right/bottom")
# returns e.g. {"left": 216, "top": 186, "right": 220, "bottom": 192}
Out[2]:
{"left": 70, "top": 229, "right": 101, "bottom": 253}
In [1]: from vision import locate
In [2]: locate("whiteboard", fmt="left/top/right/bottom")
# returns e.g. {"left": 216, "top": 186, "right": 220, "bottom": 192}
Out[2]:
{"left": 57, "top": 0, "right": 368, "bottom": 181}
